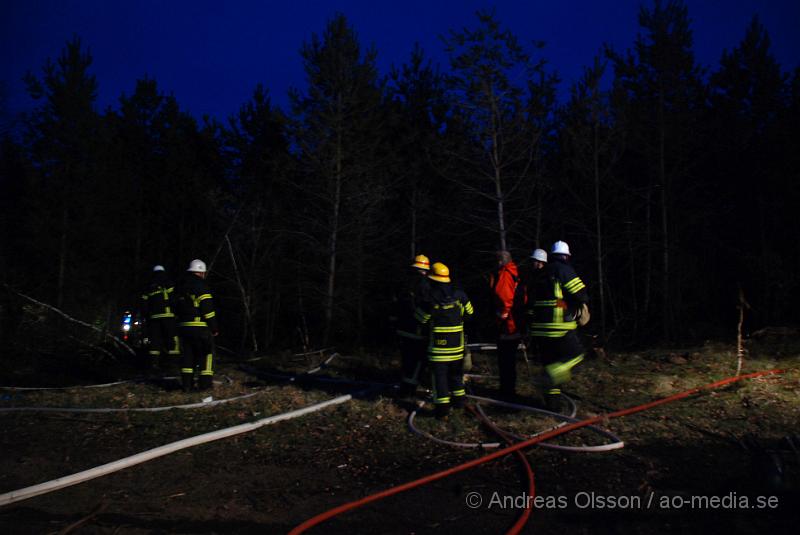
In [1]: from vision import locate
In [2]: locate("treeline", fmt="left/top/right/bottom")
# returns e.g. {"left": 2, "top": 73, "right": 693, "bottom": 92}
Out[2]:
{"left": 1, "top": 2, "right": 798, "bottom": 356}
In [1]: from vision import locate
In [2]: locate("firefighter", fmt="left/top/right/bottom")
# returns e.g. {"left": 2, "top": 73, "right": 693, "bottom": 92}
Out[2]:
{"left": 140, "top": 265, "right": 179, "bottom": 370}
{"left": 530, "top": 248, "right": 548, "bottom": 270}
{"left": 415, "top": 262, "right": 474, "bottom": 418}
{"left": 394, "top": 254, "right": 431, "bottom": 397}
{"left": 490, "top": 250, "right": 522, "bottom": 401}
{"left": 175, "top": 259, "right": 219, "bottom": 392}
{"left": 527, "top": 241, "right": 588, "bottom": 412}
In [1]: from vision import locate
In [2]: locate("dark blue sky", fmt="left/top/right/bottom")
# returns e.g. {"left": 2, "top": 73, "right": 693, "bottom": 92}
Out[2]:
{"left": 2, "top": 0, "right": 799, "bottom": 125}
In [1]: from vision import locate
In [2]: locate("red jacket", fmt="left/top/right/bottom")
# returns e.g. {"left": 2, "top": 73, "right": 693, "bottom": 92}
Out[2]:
{"left": 492, "top": 261, "right": 520, "bottom": 335}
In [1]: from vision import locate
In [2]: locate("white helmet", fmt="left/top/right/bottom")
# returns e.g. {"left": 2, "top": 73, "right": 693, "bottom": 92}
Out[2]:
{"left": 551, "top": 241, "right": 571, "bottom": 256}
{"left": 187, "top": 259, "right": 207, "bottom": 273}
{"left": 153, "top": 265, "right": 165, "bottom": 272}
{"left": 530, "top": 249, "right": 547, "bottom": 262}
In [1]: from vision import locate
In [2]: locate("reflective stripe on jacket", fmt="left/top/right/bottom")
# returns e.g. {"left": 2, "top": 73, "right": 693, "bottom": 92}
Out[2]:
{"left": 176, "top": 275, "right": 218, "bottom": 332}
{"left": 528, "top": 259, "right": 587, "bottom": 338}
{"left": 416, "top": 282, "right": 474, "bottom": 362}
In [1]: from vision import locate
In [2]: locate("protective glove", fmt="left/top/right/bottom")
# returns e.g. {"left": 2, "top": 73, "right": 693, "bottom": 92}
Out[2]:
{"left": 575, "top": 303, "right": 590, "bottom": 327}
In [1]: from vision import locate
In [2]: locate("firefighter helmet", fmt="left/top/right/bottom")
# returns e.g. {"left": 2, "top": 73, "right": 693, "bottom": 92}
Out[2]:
{"left": 153, "top": 265, "right": 165, "bottom": 272}
{"left": 187, "top": 259, "right": 207, "bottom": 273}
{"left": 411, "top": 254, "right": 430, "bottom": 271}
{"left": 428, "top": 262, "right": 451, "bottom": 283}
{"left": 530, "top": 249, "right": 548, "bottom": 262}
{"left": 551, "top": 241, "right": 571, "bottom": 256}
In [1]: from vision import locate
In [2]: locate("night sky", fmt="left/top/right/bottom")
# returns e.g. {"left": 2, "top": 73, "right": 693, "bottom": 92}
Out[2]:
{"left": 2, "top": 0, "right": 799, "bottom": 125}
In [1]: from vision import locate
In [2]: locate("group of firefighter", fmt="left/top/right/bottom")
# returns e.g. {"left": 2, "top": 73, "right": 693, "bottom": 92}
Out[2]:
{"left": 394, "top": 241, "right": 589, "bottom": 418}
{"left": 140, "top": 259, "right": 218, "bottom": 392}
{"left": 139, "top": 242, "right": 588, "bottom": 407}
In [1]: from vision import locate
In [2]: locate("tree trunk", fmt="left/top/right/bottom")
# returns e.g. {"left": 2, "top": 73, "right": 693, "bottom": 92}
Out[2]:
{"left": 356, "top": 223, "right": 365, "bottom": 347}
{"left": 626, "top": 219, "right": 639, "bottom": 338}
{"left": 323, "top": 120, "right": 343, "bottom": 346}
{"left": 133, "top": 174, "right": 144, "bottom": 290}
{"left": 658, "top": 91, "right": 670, "bottom": 341}
{"left": 643, "top": 177, "right": 652, "bottom": 325}
{"left": 489, "top": 85, "right": 507, "bottom": 251}
{"left": 495, "top": 167, "right": 507, "bottom": 251}
{"left": 535, "top": 185, "right": 542, "bottom": 248}
{"left": 593, "top": 120, "right": 606, "bottom": 338}
{"left": 410, "top": 184, "right": 417, "bottom": 259}
{"left": 57, "top": 205, "right": 68, "bottom": 309}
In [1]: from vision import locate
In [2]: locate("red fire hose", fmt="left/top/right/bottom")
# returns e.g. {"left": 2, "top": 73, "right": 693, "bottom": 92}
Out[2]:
{"left": 467, "top": 404, "right": 536, "bottom": 534}
{"left": 289, "top": 369, "right": 783, "bottom": 534}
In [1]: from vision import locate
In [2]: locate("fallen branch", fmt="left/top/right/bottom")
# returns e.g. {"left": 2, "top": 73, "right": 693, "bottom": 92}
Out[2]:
{"left": 6, "top": 286, "right": 136, "bottom": 357}
{"left": 292, "top": 347, "right": 334, "bottom": 357}
{"left": 57, "top": 501, "right": 107, "bottom": 535}
{"left": 67, "top": 335, "right": 119, "bottom": 361}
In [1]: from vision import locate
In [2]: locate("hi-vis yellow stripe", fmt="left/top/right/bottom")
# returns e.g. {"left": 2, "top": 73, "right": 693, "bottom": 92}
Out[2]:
{"left": 429, "top": 354, "right": 464, "bottom": 362}
{"left": 530, "top": 330, "right": 568, "bottom": 338}
{"left": 430, "top": 345, "right": 465, "bottom": 354}
{"left": 415, "top": 308, "right": 431, "bottom": 322}
{"left": 464, "top": 301, "right": 474, "bottom": 314}
{"left": 546, "top": 354, "right": 584, "bottom": 384}
{"left": 432, "top": 326, "right": 463, "bottom": 333}
{"left": 201, "top": 354, "right": 213, "bottom": 375}
{"left": 197, "top": 293, "right": 213, "bottom": 301}
{"left": 144, "top": 287, "right": 174, "bottom": 299}
{"left": 532, "top": 321, "right": 577, "bottom": 330}
{"left": 563, "top": 277, "right": 586, "bottom": 293}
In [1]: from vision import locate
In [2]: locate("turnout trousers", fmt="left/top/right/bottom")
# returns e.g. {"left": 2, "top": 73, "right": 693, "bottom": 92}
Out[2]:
{"left": 430, "top": 358, "right": 465, "bottom": 415}
{"left": 179, "top": 327, "right": 214, "bottom": 391}
{"left": 531, "top": 330, "right": 585, "bottom": 396}
{"left": 146, "top": 317, "right": 179, "bottom": 369}
{"left": 497, "top": 334, "right": 520, "bottom": 398}
{"left": 399, "top": 336, "right": 428, "bottom": 395}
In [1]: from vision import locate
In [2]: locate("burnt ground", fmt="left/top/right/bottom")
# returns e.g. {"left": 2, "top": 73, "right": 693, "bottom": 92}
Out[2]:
{"left": 0, "top": 338, "right": 798, "bottom": 534}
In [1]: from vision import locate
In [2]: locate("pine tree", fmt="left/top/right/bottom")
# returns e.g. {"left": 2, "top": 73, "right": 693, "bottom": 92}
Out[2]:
{"left": 24, "top": 36, "right": 101, "bottom": 309}
{"left": 607, "top": 0, "right": 705, "bottom": 340}
{"left": 290, "top": 13, "right": 388, "bottom": 345}
{"left": 442, "top": 10, "right": 557, "bottom": 253}
{"left": 388, "top": 44, "right": 449, "bottom": 261}
{"left": 223, "top": 85, "right": 292, "bottom": 351}
{"left": 709, "top": 17, "right": 792, "bottom": 325}
{"left": 559, "top": 56, "right": 624, "bottom": 338}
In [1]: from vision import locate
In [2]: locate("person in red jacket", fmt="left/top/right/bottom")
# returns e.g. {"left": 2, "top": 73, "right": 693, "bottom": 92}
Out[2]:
{"left": 490, "top": 250, "right": 522, "bottom": 400}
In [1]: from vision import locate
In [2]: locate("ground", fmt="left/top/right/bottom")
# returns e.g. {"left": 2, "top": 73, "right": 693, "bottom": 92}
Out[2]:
{"left": 0, "top": 338, "right": 798, "bottom": 534}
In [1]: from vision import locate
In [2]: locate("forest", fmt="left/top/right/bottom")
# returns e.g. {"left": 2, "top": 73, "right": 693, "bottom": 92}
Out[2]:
{"left": 1, "top": 1, "right": 798, "bottom": 358}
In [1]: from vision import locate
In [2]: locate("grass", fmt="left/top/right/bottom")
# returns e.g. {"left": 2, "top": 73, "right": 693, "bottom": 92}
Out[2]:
{"left": 0, "top": 338, "right": 797, "bottom": 534}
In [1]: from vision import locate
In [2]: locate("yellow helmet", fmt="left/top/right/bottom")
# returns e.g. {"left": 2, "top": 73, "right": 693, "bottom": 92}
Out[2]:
{"left": 428, "top": 262, "right": 451, "bottom": 283}
{"left": 411, "top": 254, "right": 430, "bottom": 271}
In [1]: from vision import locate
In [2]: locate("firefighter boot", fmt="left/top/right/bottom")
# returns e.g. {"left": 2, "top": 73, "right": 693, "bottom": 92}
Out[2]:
{"left": 544, "top": 388, "right": 566, "bottom": 414}
{"left": 198, "top": 375, "right": 213, "bottom": 391}
{"left": 181, "top": 373, "right": 194, "bottom": 393}
{"left": 435, "top": 403, "right": 451, "bottom": 419}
